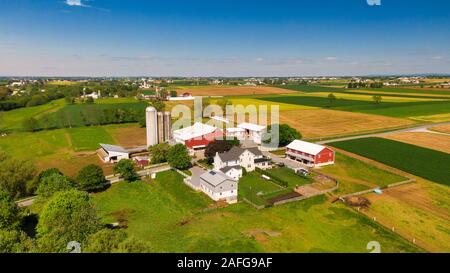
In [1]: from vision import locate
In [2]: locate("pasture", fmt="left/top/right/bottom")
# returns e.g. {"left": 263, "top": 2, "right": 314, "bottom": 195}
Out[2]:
{"left": 320, "top": 153, "right": 407, "bottom": 195}
{"left": 431, "top": 124, "right": 450, "bottom": 134}
{"left": 0, "top": 99, "right": 65, "bottom": 132}
{"left": 361, "top": 181, "right": 450, "bottom": 252}
{"left": 0, "top": 124, "right": 145, "bottom": 176}
{"left": 330, "top": 138, "right": 450, "bottom": 186}
{"left": 274, "top": 84, "right": 344, "bottom": 93}
{"left": 384, "top": 132, "right": 450, "bottom": 154}
{"left": 92, "top": 170, "right": 420, "bottom": 253}
{"left": 175, "top": 86, "right": 295, "bottom": 96}
{"left": 278, "top": 109, "right": 414, "bottom": 139}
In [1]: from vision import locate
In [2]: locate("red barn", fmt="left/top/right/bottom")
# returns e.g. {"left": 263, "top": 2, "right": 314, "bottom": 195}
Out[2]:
{"left": 173, "top": 122, "right": 223, "bottom": 150}
{"left": 285, "top": 140, "right": 335, "bottom": 167}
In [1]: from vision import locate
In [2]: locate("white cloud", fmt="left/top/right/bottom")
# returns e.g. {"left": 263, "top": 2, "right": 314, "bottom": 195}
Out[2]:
{"left": 324, "top": 56, "right": 337, "bottom": 61}
{"left": 65, "top": 0, "right": 90, "bottom": 8}
{"left": 432, "top": 56, "right": 443, "bottom": 60}
{"left": 255, "top": 57, "right": 264, "bottom": 62}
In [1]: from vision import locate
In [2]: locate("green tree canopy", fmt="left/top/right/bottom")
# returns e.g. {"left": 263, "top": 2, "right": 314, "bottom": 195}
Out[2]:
{"left": 0, "top": 155, "right": 36, "bottom": 198}
{"left": 36, "top": 173, "right": 75, "bottom": 200}
{"left": 76, "top": 164, "right": 107, "bottom": 192}
{"left": 204, "top": 139, "right": 239, "bottom": 163}
{"left": 263, "top": 124, "right": 302, "bottom": 147}
{"left": 0, "top": 229, "right": 34, "bottom": 253}
{"left": 85, "top": 229, "right": 128, "bottom": 253}
{"left": 28, "top": 168, "right": 63, "bottom": 196}
{"left": 113, "top": 236, "right": 152, "bottom": 253}
{"left": 0, "top": 189, "right": 22, "bottom": 230}
{"left": 148, "top": 143, "right": 170, "bottom": 164}
{"left": 167, "top": 144, "right": 191, "bottom": 170}
{"left": 113, "top": 159, "right": 138, "bottom": 182}
{"left": 37, "top": 189, "right": 100, "bottom": 253}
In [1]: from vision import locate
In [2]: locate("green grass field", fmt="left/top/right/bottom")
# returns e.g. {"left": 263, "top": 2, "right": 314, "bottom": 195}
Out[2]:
{"left": 66, "top": 126, "right": 116, "bottom": 151}
{"left": 330, "top": 138, "right": 450, "bottom": 186}
{"left": 92, "top": 170, "right": 421, "bottom": 253}
{"left": 320, "top": 153, "right": 407, "bottom": 195}
{"left": 265, "top": 167, "right": 312, "bottom": 188}
{"left": 0, "top": 99, "right": 66, "bottom": 131}
{"left": 274, "top": 85, "right": 344, "bottom": 93}
{"left": 238, "top": 173, "right": 286, "bottom": 206}
{"left": 37, "top": 102, "right": 148, "bottom": 129}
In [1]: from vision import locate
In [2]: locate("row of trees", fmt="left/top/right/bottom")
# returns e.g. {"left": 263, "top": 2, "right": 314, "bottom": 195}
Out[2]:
{"left": 347, "top": 81, "right": 383, "bottom": 89}
{"left": 148, "top": 143, "right": 191, "bottom": 170}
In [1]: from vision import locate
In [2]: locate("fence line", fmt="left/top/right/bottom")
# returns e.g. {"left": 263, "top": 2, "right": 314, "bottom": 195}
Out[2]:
{"left": 242, "top": 198, "right": 266, "bottom": 210}
{"left": 339, "top": 179, "right": 415, "bottom": 200}
{"left": 273, "top": 183, "right": 339, "bottom": 206}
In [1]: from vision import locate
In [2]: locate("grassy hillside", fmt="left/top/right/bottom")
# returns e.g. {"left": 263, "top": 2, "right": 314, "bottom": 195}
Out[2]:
{"left": 92, "top": 170, "right": 421, "bottom": 253}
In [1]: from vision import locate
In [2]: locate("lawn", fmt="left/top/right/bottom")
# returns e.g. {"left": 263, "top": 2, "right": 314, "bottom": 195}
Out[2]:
{"left": 238, "top": 172, "right": 286, "bottom": 206}
{"left": 266, "top": 167, "right": 313, "bottom": 188}
{"left": 92, "top": 170, "right": 421, "bottom": 253}
{"left": 320, "top": 153, "right": 407, "bottom": 195}
{"left": 330, "top": 138, "right": 450, "bottom": 186}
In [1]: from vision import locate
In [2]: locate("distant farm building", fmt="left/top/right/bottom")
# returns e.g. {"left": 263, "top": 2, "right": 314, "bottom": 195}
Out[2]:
{"left": 214, "top": 146, "right": 271, "bottom": 176}
{"left": 237, "top": 122, "right": 266, "bottom": 144}
{"left": 173, "top": 122, "right": 223, "bottom": 150}
{"left": 285, "top": 140, "right": 335, "bottom": 167}
{"left": 97, "top": 144, "right": 130, "bottom": 163}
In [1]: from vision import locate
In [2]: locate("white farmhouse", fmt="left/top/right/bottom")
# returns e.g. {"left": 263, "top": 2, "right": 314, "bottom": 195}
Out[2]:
{"left": 214, "top": 146, "right": 271, "bottom": 178}
{"left": 200, "top": 170, "right": 238, "bottom": 203}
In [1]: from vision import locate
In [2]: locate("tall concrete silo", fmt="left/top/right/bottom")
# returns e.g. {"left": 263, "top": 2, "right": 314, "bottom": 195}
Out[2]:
{"left": 146, "top": 106, "right": 158, "bottom": 148}
{"left": 157, "top": 112, "right": 164, "bottom": 144}
{"left": 163, "top": 111, "right": 172, "bottom": 142}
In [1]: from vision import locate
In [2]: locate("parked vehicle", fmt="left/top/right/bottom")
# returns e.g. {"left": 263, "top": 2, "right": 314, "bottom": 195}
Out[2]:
{"left": 295, "top": 168, "right": 309, "bottom": 176}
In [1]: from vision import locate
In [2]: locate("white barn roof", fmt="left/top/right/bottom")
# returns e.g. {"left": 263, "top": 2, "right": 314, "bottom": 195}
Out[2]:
{"left": 173, "top": 122, "right": 219, "bottom": 141}
{"left": 286, "top": 140, "right": 329, "bottom": 156}
{"left": 237, "top": 122, "right": 266, "bottom": 132}
{"left": 100, "top": 143, "right": 128, "bottom": 154}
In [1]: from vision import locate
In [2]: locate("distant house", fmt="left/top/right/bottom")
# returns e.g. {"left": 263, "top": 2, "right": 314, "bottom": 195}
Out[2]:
{"left": 200, "top": 170, "right": 238, "bottom": 203}
{"left": 97, "top": 144, "right": 130, "bottom": 163}
{"left": 285, "top": 140, "right": 335, "bottom": 167}
{"left": 182, "top": 92, "right": 192, "bottom": 97}
{"left": 173, "top": 122, "right": 223, "bottom": 150}
{"left": 214, "top": 146, "right": 271, "bottom": 176}
{"left": 237, "top": 122, "right": 266, "bottom": 144}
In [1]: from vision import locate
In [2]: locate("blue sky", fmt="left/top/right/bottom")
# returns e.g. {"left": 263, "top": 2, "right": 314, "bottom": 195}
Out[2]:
{"left": 0, "top": 0, "right": 449, "bottom": 76}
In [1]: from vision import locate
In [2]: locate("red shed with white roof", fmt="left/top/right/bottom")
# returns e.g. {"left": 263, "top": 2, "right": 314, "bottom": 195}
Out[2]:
{"left": 285, "top": 140, "right": 335, "bottom": 167}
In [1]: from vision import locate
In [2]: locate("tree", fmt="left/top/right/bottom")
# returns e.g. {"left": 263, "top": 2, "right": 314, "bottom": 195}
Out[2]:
{"left": 167, "top": 144, "right": 191, "bottom": 170}
{"left": 36, "top": 173, "right": 75, "bottom": 201}
{"left": 0, "top": 155, "right": 36, "bottom": 198}
{"left": 148, "top": 143, "right": 170, "bottom": 164}
{"left": 204, "top": 140, "right": 237, "bottom": 163}
{"left": 28, "top": 168, "right": 63, "bottom": 196}
{"left": 113, "top": 236, "right": 152, "bottom": 253}
{"left": 328, "top": 93, "right": 337, "bottom": 107}
{"left": 263, "top": 124, "right": 302, "bottom": 147}
{"left": 85, "top": 229, "right": 127, "bottom": 253}
{"left": 0, "top": 190, "right": 22, "bottom": 230}
{"left": 0, "top": 229, "right": 34, "bottom": 253}
{"left": 216, "top": 98, "right": 232, "bottom": 113}
{"left": 22, "top": 117, "right": 39, "bottom": 132}
{"left": 373, "top": 95, "right": 382, "bottom": 104}
{"left": 37, "top": 189, "right": 100, "bottom": 253}
{"left": 84, "top": 97, "right": 94, "bottom": 104}
{"left": 76, "top": 164, "right": 107, "bottom": 192}
{"left": 149, "top": 99, "right": 165, "bottom": 111}
{"left": 113, "top": 159, "right": 138, "bottom": 182}
{"left": 170, "top": 90, "right": 178, "bottom": 97}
